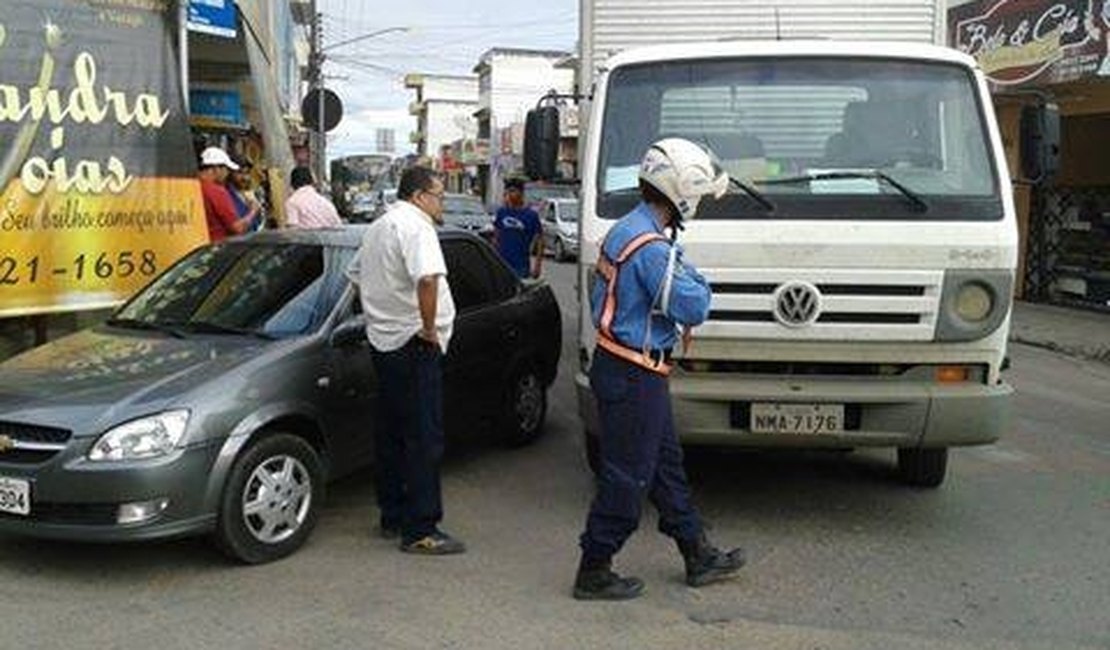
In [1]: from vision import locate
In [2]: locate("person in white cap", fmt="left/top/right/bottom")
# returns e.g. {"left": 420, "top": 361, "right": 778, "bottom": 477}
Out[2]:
{"left": 198, "top": 146, "right": 254, "bottom": 242}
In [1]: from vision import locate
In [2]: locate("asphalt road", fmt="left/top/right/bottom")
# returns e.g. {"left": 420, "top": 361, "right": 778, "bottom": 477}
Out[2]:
{"left": 1, "top": 261, "right": 1107, "bottom": 650}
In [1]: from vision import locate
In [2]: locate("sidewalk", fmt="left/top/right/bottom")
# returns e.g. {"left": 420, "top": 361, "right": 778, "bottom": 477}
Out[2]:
{"left": 1010, "top": 301, "right": 1110, "bottom": 364}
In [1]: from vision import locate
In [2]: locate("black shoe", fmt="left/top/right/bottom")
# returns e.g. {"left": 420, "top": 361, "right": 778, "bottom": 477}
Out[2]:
{"left": 378, "top": 523, "right": 401, "bottom": 540}
{"left": 400, "top": 531, "right": 466, "bottom": 555}
{"left": 573, "top": 558, "right": 644, "bottom": 601}
{"left": 678, "top": 534, "right": 746, "bottom": 587}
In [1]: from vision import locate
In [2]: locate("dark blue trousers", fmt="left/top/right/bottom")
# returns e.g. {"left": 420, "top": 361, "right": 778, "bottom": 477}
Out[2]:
{"left": 579, "top": 348, "right": 703, "bottom": 562}
{"left": 370, "top": 336, "right": 445, "bottom": 543}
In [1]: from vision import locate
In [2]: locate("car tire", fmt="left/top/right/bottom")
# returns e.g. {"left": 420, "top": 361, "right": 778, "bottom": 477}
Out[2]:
{"left": 554, "top": 238, "right": 567, "bottom": 262}
{"left": 584, "top": 429, "right": 600, "bottom": 475}
{"left": 214, "top": 433, "right": 324, "bottom": 564}
{"left": 500, "top": 364, "right": 548, "bottom": 447}
{"left": 897, "top": 447, "right": 948, "bottom": 488}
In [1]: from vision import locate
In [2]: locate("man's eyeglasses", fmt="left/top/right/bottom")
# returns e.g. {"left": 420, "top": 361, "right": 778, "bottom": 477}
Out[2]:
{"left": 422, "top": 190, "right": 445, "bottom": 202}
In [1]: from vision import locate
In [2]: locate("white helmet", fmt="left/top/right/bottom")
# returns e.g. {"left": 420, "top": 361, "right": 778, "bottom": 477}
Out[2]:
{"left": 639, "top": 138, "right": 729, "bottom": 221}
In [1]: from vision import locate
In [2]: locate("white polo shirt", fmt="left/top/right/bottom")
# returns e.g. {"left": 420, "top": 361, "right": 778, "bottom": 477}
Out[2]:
{"left": 348, "top": 200, "right": 455, "bottom": 353}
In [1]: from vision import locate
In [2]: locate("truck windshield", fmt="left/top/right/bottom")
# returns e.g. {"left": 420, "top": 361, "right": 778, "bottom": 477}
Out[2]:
{"left": 598, "top": 57, "right": 1001, "bottom": 221}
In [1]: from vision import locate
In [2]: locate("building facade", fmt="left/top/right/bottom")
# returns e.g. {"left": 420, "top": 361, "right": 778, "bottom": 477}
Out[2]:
{"left": 950, "top": 0, "right": 1110, "bottom": 311}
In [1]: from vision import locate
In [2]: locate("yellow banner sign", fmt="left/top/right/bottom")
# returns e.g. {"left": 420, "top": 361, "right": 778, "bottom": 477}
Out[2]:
{"left": 1, "top": 1, "right": 209, "bottom": 318}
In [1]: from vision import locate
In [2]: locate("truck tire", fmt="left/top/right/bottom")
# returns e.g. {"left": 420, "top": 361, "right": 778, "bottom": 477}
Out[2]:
{"left": 897, "top": 447, "right": 948, "bottom": 488}
{"left": 214, "top": 433, "right": 324, "bottom": 564}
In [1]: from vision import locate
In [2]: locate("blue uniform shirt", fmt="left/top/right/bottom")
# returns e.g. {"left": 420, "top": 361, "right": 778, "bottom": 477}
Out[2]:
{"left": 590, "top": 202, "right": 712, "bottom": 352}
{"left": 494, "top": 206, "right": 542, "bottom": 278}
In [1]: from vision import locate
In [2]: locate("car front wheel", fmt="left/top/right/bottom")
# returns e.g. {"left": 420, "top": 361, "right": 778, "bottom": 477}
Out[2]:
{"left": 215, "top": 433, "right": 324, "bottom": 564}
{"left": 554, "top": 238, "right": 567, "bottom": 262}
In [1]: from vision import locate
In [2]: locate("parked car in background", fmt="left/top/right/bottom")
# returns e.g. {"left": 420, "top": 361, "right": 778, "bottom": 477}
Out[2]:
{"left": 540, "top": 198, "right": 579, "bottom": 261}
{"left": 0, "top": 227, "right": 560, "bottom": 563}
{"left": 371, "top": 188, "right": 398, "bottom": 220}
{"left": 523, "top": 180, "right": 578, "bottom": 213}
{"left": 347, "top": 193, "right": 378, "bottom": 223}
{"left": 441, "top": 193, "right": 494, "bottom": 243}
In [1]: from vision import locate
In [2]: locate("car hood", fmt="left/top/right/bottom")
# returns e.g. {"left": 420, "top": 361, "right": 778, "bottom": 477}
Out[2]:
{"left": 0, "top": 328, "right": 270, "bottom": 435}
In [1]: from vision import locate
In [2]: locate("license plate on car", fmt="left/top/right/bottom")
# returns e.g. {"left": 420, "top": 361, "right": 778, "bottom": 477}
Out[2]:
{"left": 0, "top": 477, "right": 30, "bottom": 516}
{"left": 750, "top": 403, "right": 844, "bottom": 435}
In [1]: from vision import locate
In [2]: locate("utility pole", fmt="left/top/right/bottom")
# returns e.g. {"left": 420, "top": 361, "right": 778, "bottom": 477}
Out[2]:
{"left": 310, "top": 11, "right": 327, "bottom": 185}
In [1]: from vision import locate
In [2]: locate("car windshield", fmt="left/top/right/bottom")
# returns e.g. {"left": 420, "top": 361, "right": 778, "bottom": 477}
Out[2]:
{"left": 525, "top": 185, "right": 577, "bottom": 204}
{"left": 598, "top": 57, "right": 1001, "bottom": 221}
{"left": 557, "top": 202, "right": 579, "bottom": 222}
{"left": 443, "top": 196, "right": 487, "bottom": 215}
{"left": 113, "top": 242, "right": 353, "bottom": 338}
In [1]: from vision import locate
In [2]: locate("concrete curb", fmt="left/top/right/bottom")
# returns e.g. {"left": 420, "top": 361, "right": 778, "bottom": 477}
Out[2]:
{"left": 1009, "top": 301, "right": 1110, "bottom": 365}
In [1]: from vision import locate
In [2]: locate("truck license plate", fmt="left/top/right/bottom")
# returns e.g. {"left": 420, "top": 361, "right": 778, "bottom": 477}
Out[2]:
{"left": 0, "top": 477, "right": 30, "bottom": 516}
{"left": 750, "top": 403, "right": 844, "bottom": 435}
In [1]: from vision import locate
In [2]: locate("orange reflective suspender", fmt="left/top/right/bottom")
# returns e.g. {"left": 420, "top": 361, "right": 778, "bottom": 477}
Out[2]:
{"left": 595, "top": 231, "right": 672, "bottom": 376}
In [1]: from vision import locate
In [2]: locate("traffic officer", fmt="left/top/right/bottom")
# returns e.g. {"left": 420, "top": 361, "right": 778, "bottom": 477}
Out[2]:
{"left": 573, "top": 138, "right": 746, "bottom": 601}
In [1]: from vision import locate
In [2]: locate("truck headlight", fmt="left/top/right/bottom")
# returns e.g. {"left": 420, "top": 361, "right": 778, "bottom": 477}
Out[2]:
{"left": 936, "top": 271, "right": 1012, "bottom": 342}
{"left": 88, "top": 411, "right": 190, "bottom": 462}
{"left": 955, "top": 282, "right": 993, "bottom": 322}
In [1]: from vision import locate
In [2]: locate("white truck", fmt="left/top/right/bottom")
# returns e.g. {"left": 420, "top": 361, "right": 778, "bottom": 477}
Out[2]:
{"left": 525, "top": 0, "right": 1054, "bottom": 486}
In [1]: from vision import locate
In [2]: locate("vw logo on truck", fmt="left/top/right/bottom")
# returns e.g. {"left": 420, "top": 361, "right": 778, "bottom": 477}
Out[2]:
{"left": 773, "top": 282, "right": 821, "bottom": 327}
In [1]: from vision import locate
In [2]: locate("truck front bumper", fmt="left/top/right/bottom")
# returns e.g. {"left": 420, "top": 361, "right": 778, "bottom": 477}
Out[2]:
{"left": 576, "top": 371, "right": 1012, "bottom": 448}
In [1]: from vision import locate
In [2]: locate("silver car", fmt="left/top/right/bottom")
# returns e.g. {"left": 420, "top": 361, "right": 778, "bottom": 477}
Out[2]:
{"left": 540, "top": 198, "right": 579, "bottom": 262}
{"left": 0, "top": 227, "right": 561, "bottom": 563}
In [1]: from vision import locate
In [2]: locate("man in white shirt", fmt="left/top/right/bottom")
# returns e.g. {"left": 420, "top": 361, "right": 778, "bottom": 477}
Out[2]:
{"left": 285, "top": 166, "right": 342, "bottom": 229}
{"left": 348, "top": 166, "right": 463, "bottom": 555}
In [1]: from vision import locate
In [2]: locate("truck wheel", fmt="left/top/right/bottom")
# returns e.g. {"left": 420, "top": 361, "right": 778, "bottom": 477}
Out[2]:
{"left": 215, "top": 433, "right": 324, "bottom": 564}
{"left": 500, "top": 365, "right": 547, "bottom": 447}
{"left": 897, "top": 447, "right": 948, "bottom": 488}
{"left": 554, "top": 238, "right": 567, "bottom": 262}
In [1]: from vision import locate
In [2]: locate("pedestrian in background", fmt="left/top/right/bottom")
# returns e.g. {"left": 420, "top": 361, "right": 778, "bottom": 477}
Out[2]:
{"left": 227, "top": 155, "right": 264, "bottom": 231}
{"left": 493, "top": 177, "right": 543, "bottom": 278}
{"left": 573, "top": 138, "right": 745, "bottom": 600}
{"left": 285, "top": 166, "right": 342, "bottom": 229}
{"left": 347, "top": 166, "right": 465, "bottom": 555}
{"left": 197, "top": 146, "right": 253, "bottom": 242}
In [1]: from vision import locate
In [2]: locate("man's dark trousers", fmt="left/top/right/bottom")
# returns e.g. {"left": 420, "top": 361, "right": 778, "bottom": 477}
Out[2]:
{"left": 580, "top": 347, "right": 703, "bottom": 561}
{"left": 370, "top": 336, "right": 445, "bottom": 543}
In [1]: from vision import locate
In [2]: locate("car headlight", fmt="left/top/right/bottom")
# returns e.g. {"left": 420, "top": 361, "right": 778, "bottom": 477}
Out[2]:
{"left": 955, "top": 282, "right": 993, "bottom": 322}
{"left": 88, "top": 410, "right": 190, "bottom": 462}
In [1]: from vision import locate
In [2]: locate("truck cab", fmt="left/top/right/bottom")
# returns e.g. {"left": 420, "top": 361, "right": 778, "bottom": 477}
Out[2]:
{"left": 568, "top": 40, "right": 1019, "bottom": 487}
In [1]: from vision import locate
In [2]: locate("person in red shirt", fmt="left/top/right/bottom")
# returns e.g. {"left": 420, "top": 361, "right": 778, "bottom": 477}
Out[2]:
{"left": 198, "top": 146, "right": 253, "bottom": 242}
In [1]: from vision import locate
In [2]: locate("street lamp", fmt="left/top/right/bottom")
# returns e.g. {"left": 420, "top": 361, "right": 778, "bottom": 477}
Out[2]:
{"left": 309, "top": 20, "right": 409, "bottom": 183}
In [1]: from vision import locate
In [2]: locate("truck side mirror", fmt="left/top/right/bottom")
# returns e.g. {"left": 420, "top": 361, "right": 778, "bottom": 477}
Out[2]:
{"left": 524, "top": 106, "right": 560, "bottom": 181}
{"left": 1020, "top": 103, "right": 1060, "bottom": 183}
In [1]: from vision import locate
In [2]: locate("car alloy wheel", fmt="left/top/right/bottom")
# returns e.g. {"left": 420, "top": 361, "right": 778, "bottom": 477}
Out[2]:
{"left": 500, "top": 366, "right": 547, "bottom": 447}
{"left": 215, "top": 433, "right": 324, "bottom": 564}
{"left": 242, "top": 455, "right": 312, "bottom": 544}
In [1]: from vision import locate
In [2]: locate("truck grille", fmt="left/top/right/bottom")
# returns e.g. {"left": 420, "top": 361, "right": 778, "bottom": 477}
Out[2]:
{"left": 702, "top": 269, "right": 942, "bottom": 341}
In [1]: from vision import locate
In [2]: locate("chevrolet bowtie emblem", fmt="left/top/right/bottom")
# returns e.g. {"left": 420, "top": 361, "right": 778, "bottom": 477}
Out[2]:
{"left": 0, "top": 435, "right": 13, "bottom": 453}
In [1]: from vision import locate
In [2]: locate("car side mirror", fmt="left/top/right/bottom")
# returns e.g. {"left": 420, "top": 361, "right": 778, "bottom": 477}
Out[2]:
{"left": 330, "top": 315, "right": 366, "bottom": 348}
{"left": 1020, "top": 103, "right": 1060, "bottom": 184}
{"left": 524, "top": 106, "right": 559, "bottom": 181}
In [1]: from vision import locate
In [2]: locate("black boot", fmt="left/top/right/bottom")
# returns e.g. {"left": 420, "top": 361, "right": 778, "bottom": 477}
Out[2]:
{"left": 572, "top": 556, "right": 645, "bottom": 601}
{"left": 677, "top": 534, "right": 746, "bottom": 587}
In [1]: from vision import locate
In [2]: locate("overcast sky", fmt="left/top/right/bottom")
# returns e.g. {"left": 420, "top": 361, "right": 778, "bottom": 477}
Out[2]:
{"left": 317, "top": 0, "right": 577, "bottom": 160}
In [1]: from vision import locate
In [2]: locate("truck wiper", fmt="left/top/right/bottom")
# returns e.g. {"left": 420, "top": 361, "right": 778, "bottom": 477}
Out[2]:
{"left": 105, "top": 317, "right": 186, "bottom": 339}
{"left": 181, "top": 320, "right": 277, "bottom": 340}
{"left": 726, "top": 176, "right": 775, "bottom": 211}
{"left": 760, "top": 171, "right": 928, "bottom": 212}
